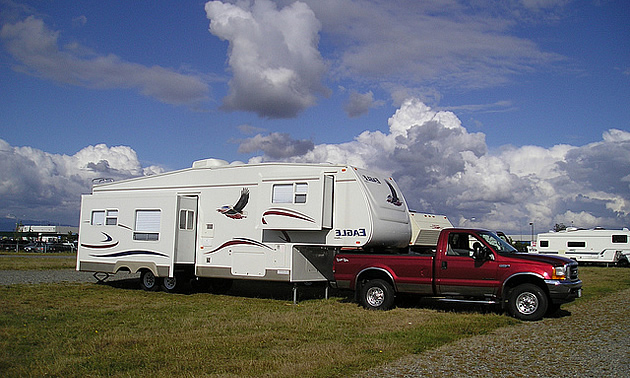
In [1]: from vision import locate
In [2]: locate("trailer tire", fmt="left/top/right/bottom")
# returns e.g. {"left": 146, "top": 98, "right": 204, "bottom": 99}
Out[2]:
{"left": 162, "top": 276, "right": 178, "bottom": 293}
{"left": 140, "top": 269, "right": 159, "bottom": 291}
{"left": 359, "top": 279, "right": 395, "bottom": 310}
{"left": 507, "top": 283, "right": 548, "bottom": 321}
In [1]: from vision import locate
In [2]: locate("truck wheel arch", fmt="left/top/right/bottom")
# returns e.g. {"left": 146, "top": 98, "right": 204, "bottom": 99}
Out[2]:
{"left": 355, "top": 267, "right": 396, "bottom": 292}
{"left": 502, "top": 272, "right": 549, "bottom": 299}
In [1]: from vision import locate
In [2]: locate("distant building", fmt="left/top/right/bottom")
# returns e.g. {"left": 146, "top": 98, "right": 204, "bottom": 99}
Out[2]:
{"left": 18, "top": 225, "right": 78, "bottom": 241}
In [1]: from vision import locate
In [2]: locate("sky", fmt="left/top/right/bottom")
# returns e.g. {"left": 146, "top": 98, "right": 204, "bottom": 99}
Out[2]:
{"left": 0, "top": 0, "right": 629, "bottom": 236}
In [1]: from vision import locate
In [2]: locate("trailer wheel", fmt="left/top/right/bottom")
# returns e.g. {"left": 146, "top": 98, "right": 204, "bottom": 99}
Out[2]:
{"left": 359, "top": 279, "right": 395, "bottom": 310}
{"left": 507, "top": 283, "right": 548, "bottom": 321}
{"left": 140, "top": 270, "right": 159, "bottom": 291}
{"left": 162, "top": 276, "right": 178, "bottom": 293}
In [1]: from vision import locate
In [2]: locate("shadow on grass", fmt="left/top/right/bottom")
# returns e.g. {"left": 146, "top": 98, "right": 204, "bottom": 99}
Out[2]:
{"left": 97, "top": 277, "right": 572, "bottom": 319}
{"left": 99, "top": 276, "right": 335, "bottom": 302}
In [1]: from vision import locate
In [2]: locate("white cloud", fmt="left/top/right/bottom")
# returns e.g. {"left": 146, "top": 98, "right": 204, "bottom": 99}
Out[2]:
{"left": 0, "top": 16, "right": 209, "bottom": 107}
{"left": 205, "top": 0, "right": 329, "bottom": 118}
{"left": 0, "top": 140, "right": 162, "bottom": 226}
{"left": 248, "top": 98, "right": 630, "bottom": 233}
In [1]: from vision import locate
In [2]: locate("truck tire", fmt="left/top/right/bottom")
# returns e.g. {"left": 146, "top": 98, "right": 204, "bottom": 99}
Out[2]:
{"left": 140, "top": 269, "right": 159, "bottom": 291}
{"left": 508, "top": 283, "right": 548, "bottom": 321}
{"left": 359, "top": 279, "right": 395, "bottom": 310}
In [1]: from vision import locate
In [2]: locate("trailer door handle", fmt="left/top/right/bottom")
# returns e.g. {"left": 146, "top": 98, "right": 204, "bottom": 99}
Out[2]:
{"left": 442, "top": 261, "right": 448, "bottom": 269}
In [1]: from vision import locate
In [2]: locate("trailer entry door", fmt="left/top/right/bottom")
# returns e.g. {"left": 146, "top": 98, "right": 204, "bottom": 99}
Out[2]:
{"left": 175, "top": 196, "right": 198, "bottom": 264}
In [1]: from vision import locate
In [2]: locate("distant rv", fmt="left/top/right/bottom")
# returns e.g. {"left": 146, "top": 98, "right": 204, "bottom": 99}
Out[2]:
{"left": 531, "top": 227, "right": 630, "bottom": 266}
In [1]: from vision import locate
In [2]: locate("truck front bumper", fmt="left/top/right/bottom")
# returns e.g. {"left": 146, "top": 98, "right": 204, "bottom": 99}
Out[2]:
{"left": 545, "top": 279, "right": 583, "bottom": 304}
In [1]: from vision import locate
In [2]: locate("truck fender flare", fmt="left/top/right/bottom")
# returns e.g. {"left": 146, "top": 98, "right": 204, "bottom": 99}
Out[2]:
{"left": 355, "top": 267, "right": 396, "bottom": 291}
{"left": 501, "top": 272, "right": 546, "bottom": 299}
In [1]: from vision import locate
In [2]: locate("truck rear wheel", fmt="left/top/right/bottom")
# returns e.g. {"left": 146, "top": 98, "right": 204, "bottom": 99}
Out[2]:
{"left": 508, "top": 283, "right": 548, "bottom": 321}
{"left": 140, "top": 269, "right": 159, "bottom": 291}
{"left": 359, "top": 279, "right": 395, "bottom": 310}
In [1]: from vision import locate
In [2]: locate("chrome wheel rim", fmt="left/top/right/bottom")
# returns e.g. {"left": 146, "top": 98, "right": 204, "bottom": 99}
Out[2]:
{"left": 366, "top": 287, "right": 385, "bottom": 307}
{"left": 516, "top": 292, "right": 538, "bottom": 315}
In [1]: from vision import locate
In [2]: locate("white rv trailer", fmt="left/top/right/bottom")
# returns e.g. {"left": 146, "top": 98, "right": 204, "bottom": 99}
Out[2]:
{"left": 77, "top": 160, "right": 412, "bottom": 292}
{"left": 532, "top": 228, "right": 630, "bottom": 266}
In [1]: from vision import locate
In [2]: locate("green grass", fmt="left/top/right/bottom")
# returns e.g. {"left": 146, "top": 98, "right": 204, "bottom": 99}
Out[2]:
{"left": 0, "top": 254, "right": 76, "bottom": 270}
{"left": 0, "top": 263, "right": 629, "bottom": 377}
{"left": 571, "top": 265, "right": 630, "bottom": 301}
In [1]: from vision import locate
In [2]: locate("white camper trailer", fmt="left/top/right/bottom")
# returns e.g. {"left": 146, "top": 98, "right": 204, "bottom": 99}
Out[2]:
{"left": 532, "top": 228, "right": 630, "bottom": 266}
{"left": 77, "top": 161, "right": 412, "bottom": 292}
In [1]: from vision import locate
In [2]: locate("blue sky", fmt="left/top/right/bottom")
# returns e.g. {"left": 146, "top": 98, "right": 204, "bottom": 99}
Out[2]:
{"left": 1, "top": 0, "right": 629, "bottom": 235}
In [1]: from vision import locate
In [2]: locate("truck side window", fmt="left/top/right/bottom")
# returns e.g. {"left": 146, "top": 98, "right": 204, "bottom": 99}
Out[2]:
{"left": 447, "top": 233, "right": 475, "bottom": 257}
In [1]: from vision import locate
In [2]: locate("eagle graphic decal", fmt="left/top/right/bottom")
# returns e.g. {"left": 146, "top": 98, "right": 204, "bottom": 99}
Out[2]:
{"left": 217, "top": 188, "right": 249, "bottom": 219}
{"left": 386, "top": 181, "right": 403, "bottom": 207}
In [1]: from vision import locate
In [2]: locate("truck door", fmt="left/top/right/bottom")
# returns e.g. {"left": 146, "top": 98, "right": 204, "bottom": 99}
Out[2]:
{"left": 435, "top": 231, "right": 499, "bottom": 298}
{"left": 175, "top": 195, "right": 198, "bottom": 264}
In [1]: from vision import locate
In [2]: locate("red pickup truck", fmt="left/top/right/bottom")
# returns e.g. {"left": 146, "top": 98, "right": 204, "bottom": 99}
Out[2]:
{"left": 332, "top": 228, "right": 582, "bottom": 321}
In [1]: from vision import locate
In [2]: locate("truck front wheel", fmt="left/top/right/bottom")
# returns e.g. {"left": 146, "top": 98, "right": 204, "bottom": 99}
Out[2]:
{"left": 508, "top": 283, "right": 548, "bottom": 321}
{"left": 359, "top": 279, "right": 395, "bottom": 310}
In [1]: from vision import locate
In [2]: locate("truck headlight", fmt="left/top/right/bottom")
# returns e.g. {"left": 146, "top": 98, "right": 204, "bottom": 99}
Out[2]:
{"left": 551, "top": 265, "right": 566, "bottom": 280}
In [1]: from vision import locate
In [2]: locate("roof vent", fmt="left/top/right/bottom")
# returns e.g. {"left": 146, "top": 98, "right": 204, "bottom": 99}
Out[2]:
{"left": 192, "top": 158, "right": 230, "bottom": 168}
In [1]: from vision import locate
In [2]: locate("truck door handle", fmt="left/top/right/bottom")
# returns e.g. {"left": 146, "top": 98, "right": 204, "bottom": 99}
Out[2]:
{"left": 442, "top": 261, "right": 448, "bottom": 269}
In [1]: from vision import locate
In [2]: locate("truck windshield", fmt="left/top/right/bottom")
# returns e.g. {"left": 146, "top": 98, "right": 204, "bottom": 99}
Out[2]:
{"left": 479, "top": 232, "right": 518, "bottom": 254}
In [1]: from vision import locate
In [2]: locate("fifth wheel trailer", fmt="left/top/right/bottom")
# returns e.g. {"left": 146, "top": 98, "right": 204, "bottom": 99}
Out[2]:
{"left": 77, "top": 160, "right": 412, "bottom": 292}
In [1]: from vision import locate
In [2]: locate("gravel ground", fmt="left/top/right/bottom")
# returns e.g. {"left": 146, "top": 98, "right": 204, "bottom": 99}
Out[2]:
{"left": 359, "top": 289, "right": 630, "bottom": 377}
{"left": 2, "top": 268, "right": 629, "bottom": 376}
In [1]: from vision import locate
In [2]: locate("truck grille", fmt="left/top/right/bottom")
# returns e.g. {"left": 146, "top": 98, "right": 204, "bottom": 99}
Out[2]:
{"left": 568, "top": 264, "right": 579, "bottom": 281}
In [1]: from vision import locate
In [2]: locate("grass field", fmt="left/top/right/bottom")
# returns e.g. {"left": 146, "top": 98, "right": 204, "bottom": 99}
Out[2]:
{"left": 1, "top": 258, "right": 629, "bottom": 377}
{"left": 0, "top": 253, "right": 75, "bottom": 270}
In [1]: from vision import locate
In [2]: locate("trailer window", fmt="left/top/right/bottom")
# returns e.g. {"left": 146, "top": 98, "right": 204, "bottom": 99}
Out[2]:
{"left": 179, "top": 210, "right": 195, "bottom": 230}
{"left": 567, "top": 241, "right": 585, "bottom": 248}
{"left": 91, "top": 211, "right": 105, "bottom": 226}
{"left": 539, "top": 240, "right": 549, "bottom": 248}
{"left": 106, "top": 210, "right": 118, "bottom": 225}
{"left": 295, "top": 183, "right": 308, "bottom": 203}
{"left": 612, "top": 235, "right": 628, "bottom": 243}
{"left": 134, "top": 210, "right": 161, "bottom": 241}
{"left": 272, "top": 183, "right": 308, "bottom": 204}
